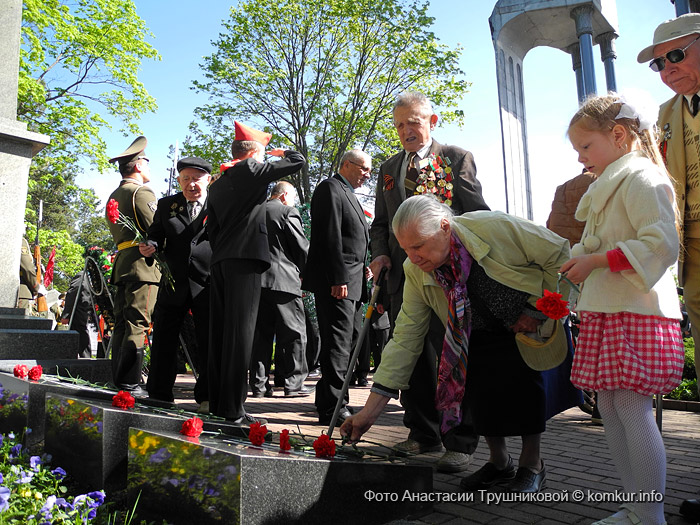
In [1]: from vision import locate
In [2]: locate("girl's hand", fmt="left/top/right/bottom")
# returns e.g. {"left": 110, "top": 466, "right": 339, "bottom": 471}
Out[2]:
{"left": 560, "top": 254, "right": 607, "bottom": 284}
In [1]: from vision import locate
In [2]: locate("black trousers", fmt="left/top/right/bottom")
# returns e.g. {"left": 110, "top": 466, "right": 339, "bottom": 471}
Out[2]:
{"left": 208, "top": 260, "right": 261, "bottom": 419}
{"left": 250, "top": 289, "right": 308, "bottom": 393}
{"left": 147, "top": 286, "right": 210, "bottom": 403}
{"left": 314, "top": 292, "right": 362, "bottom": 416}
{"left": 389, "top": 290, "right": 479, "bottom": 454}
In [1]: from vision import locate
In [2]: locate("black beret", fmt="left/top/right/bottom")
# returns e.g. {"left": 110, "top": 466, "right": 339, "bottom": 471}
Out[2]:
{"left": 177, "top": 156, "right": 213, "bottom": 174}
{"left": 108, "top": 136, "right": 147, "bottom": 165}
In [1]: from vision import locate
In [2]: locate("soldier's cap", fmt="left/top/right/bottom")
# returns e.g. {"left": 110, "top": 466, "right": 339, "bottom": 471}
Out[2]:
{"left": 108, "top": 136, "right": 148, "bottom": 165}
{"left": 638, "top": 13, "right": 700, "bottom": 63}
{"left": 177, "top": 157, "right": 213, "bottom": 174}
{"left": 234, "top": 121, "right": 271, "bottom": 146}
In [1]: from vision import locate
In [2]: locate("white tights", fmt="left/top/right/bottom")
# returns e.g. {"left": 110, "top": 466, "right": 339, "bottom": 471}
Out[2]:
{"left": 596, "top": 390, "right": 666, "bottom": 524}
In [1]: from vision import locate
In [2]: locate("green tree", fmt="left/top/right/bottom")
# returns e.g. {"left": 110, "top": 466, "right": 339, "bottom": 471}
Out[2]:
{"left": 186, "top": 0, "right": 468, "bottom": 203}
{"left": 18, "top": 0, "right": 159, "bottom": 283}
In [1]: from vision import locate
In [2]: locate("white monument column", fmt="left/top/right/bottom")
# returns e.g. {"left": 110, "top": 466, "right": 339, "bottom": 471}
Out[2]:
{"left": 0, "top": 0, "right": 50, "bottom": 307}
{"left": 489, "top": 0, "right": 617, "bottom": 219}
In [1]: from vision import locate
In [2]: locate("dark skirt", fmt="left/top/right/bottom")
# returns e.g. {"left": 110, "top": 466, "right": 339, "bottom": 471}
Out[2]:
{"left": 465, "top": 329, "right": 545, "bottom": 437}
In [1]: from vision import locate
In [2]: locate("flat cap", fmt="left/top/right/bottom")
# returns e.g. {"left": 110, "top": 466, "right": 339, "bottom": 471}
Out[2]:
{"left": 109, "top": 136, "right": 147, "bottom": 164}
{"left": 234, "top": 121, "right": 271, "bottom": 146}
{"left": 177, "top": 156, "right": 213, "bottom": 174}
{"left": 638, "top": 13, "right": 700, "bottom": 63}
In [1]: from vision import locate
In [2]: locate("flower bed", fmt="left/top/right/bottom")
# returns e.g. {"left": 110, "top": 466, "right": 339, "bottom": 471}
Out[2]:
{"left": 0, "top": 429, "right": 104, "bottom": 523}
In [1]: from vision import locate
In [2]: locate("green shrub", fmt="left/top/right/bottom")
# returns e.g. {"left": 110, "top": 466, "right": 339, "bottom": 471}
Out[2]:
{"left": 665, "top": 378, "right": 699, "bottom": 401}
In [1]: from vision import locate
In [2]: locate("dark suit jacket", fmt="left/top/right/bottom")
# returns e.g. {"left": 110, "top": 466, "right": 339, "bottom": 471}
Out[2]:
{"left": 302, "top": 175, "right": 369, "bottom": 302}
{"left": 208, "top": 151, "right": 305, "bottom": 272}
{"left": 147, "top": 192, "right": 211, "bottom": 303}
{"left": 370, "top": 141, "right": 489, "bottom": 294}
{"left": 261, "top": 199, "right": 308, "bottom": 296}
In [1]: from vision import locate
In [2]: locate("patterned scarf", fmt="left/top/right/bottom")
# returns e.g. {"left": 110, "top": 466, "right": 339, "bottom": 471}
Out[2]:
{"left": 432, "top": 233, "right": 473, "bottom": 434}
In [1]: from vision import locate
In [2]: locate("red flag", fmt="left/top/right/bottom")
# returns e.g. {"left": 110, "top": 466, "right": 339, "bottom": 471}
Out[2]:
{"left": 43, "top": 246, "right": 56, "bottom": 287}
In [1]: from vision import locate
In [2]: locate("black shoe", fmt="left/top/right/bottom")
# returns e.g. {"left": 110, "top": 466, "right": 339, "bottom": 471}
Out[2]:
{"left": 506, "top": 462, "right": 546, "bottom": 493}
{"left": 318, "top": 407, "right": 351, "bottom": 426}
{"left": 680, "top": 499, "right": 700, "bottom": 521}
{"left": 356, "top": 378, "right": 369, "bottom": 387}
{"left": 307, "top": 368, "right": 321, "bottom": 379}
{"left": 284, "top": 385, "right": 315, "bottom": 397}
{"left": 227, "top": 413, "right": 268, "bottom": 426}
{"left": 460, "top": 456, "right": 516, "bottom": 491}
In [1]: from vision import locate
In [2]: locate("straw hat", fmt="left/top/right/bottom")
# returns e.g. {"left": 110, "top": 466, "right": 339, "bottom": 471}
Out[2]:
{"left": 637, "top": 13, "right": 700, "bottom": 63}
{"left": 515, "top": 318, "right": 568, "bottom": 371}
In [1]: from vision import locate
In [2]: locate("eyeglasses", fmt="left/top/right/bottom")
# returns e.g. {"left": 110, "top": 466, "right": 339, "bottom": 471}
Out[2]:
{"left": 649, "top": 35, "right": 700, "bottom": 72}
{"left": 347, "top": 160, "right": 371, "bottom": 173}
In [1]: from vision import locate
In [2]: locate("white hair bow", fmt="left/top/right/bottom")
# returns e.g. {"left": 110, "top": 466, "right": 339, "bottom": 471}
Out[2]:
{"left": 614, "top": 89, "right": 659, "bottom": 132}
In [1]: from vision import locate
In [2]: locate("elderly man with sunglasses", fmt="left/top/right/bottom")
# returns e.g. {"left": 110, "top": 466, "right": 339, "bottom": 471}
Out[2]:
{"left": 639, "top": 14, "right": 700, "bottom": 522}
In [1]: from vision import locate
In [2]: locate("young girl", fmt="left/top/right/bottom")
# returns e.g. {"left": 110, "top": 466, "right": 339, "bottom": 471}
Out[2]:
{"left": 561, "top": 93, "right": 685, "bottom": 525}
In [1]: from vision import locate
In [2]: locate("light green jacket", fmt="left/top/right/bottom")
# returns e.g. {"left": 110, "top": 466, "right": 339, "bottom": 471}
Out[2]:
{"left": 372, "top": 210, "right": 570, "bottom": 391}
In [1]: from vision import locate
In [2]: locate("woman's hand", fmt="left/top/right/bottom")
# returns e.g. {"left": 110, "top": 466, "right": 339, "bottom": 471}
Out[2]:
{"left": 560, "top": 253, "right": 607, "bottom": 284}
{"left": 339, "top": 393, "right": 390, "bottom": 444}
{"left": 509, "top": 313, "right": 541, "bottom": 333}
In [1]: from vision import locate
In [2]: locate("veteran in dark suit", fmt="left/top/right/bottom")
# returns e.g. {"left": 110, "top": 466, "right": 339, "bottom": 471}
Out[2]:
{"left": 369, "top": 92, "right": 489, "bottom": 472}
{"left": 208, "top": 121, "right": 305, "bottom": 425}
{"left": 140, "top": 157, "right": 213, "bottom": 410}
{"left": 250, "top": 181, "right": 312, "bottom": 398}
{"left": 303, "top": 149, "right": 370, "bottom": 425}
{"left": 106, "top": 136, "right": 160, "bottom": 395}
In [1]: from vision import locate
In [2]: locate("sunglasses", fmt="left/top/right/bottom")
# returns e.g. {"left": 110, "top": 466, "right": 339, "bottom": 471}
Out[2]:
{"left": 649, "top": 34, "right": 700, "bottom": 72}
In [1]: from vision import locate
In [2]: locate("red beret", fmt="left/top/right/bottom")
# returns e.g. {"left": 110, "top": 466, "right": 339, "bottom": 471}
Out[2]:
{"left": 234, "top": 121, "right": 271, "bottom": 146}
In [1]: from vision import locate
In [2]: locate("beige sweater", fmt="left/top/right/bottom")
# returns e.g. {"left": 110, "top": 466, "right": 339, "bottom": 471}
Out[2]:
{"left": 572, "top": 151, "right": 681, "bottom": 319}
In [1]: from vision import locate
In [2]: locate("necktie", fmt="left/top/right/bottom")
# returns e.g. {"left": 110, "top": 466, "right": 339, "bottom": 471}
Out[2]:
{"left": 692, "top": 94, "right": 700, "bottom": 117}
{"left": 188, "top": 201, "right": 200, "bottom": 221}
{"left": 404, "top": 152, "right": 419, "bottom": 198}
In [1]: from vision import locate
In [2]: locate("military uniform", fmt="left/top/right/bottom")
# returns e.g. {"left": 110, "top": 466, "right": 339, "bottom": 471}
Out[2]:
{"left": 105, "top": 136, "right": 160, "bottom": 392}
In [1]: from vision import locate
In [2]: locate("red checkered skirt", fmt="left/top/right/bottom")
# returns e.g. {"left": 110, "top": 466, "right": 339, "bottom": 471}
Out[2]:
{"left": 571, "top": 311, "right": 684, "bottom": 395}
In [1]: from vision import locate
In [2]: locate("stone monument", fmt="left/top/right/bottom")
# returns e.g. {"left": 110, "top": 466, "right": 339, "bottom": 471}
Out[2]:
{"left": 0, "top": 0, "right": 50, "bottom": 307}
{"left": 489, "top": 0, "right": 618, "bottom": 220}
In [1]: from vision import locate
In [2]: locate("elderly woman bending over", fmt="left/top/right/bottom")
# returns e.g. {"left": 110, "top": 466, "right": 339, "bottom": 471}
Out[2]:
{"left": 340, "top": 195, "right": 570, "bottom": 493}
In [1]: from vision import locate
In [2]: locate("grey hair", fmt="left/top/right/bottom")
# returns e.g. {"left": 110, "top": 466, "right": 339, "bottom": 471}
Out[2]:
{"left": 393, "top": 91, "right": 434, "bottom": 118}
{"left": 392, "top": 195, "right": 454, "bottom": 238}
{"left": 340, "top": 148, "right": 370, "bottom": 166}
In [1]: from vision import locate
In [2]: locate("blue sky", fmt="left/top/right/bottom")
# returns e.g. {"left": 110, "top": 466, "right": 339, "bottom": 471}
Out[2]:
{"left": 77, "top": 0, "right": 681, "bottom": 226}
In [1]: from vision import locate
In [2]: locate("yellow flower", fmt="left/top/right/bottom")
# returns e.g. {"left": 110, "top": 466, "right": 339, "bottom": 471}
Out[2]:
{"left": 139, "top": 436, "right": 159, "bottom": 455}
{"left": 34, "top": 491, "right": 43, "bottom": 500}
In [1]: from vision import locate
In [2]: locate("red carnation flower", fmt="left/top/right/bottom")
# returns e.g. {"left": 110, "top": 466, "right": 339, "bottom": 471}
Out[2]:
{"left": 13, "top": 364, "right": 28, "bottom": 379}
{"left": 28, "top": 365, "right": 42, "bottom": 381}
{"left": 248, "top": 421, "right": 268, "bottom": 446}
{"left": 112, "top": 390, "right": 135, "bottom": 410}
{"left": 279, "top": 429, "right": 291, "bottom": 451}
{"left": 535, "top": 289, "right": 570, "bottom": 320}
{"left": 313, "top": 433, "right": 336, "bottom": 458}
{"left": 106, "top": 199, "right": 120, "bottom": 224}
{"left": 180, "top": 417, "right": 203, "bottom": 438}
